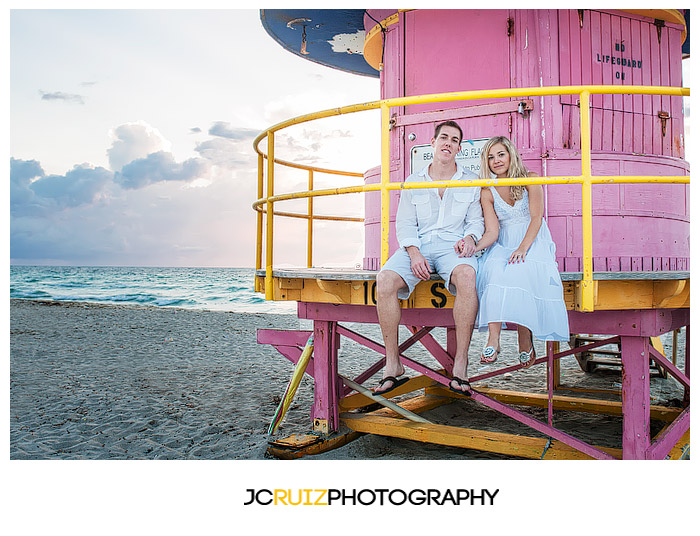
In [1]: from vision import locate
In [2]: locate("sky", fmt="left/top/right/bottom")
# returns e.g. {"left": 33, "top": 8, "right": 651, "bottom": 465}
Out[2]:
{"left": 9, "top": 8, "right": 381, "bottom": 268}
{"left": 9, "top": 8, "right": 692, "bottom": 269}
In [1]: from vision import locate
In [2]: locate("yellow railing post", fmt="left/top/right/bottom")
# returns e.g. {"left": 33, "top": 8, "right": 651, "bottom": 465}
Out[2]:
{"left": 265, "top": 130, "right": 275, "bottom": 300}
{"left": 380, "top": 102, "right": 391, "bottom": 267}
{"left": 307, "top": 169, "right": 314, "bottom": 268}
{"left": 579, "top": 90, "right": 595, "bottom": 312}
{"left": 255, "top": 152, "right": 264, "bottom": 292}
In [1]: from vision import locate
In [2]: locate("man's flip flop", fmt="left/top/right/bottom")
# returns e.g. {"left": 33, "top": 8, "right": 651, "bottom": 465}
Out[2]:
{"left": 448, "top": 377, "right": 472, "bottom": 396}
{"left": 373, "top": 375, "right": 409, "bottom": 396}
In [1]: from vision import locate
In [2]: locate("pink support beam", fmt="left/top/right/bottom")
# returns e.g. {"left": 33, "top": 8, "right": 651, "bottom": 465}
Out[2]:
{"left": 548, "top": 342, "right": 555, "bottom": 427}
{"left": 257, "top": 329, "right": 315, "bottom": 375}
{"left": 646, "top": 407, "right": 690, "bottom": 459}
{"left": 568, "top": 308, "right": 689, "bottom": 337}
{"left": 469, "top": 390, "right": 617, "bottom": 460}
{"left": 648, "top": 345, "right": 690, "bottom": 389}
{"left": 299, "top": 302, "right": 456, "bottom": 326}
{"left": 620, "top": 335, "right": 651, "bottom": 459}
{"left": 684, "top": 327, "right": 690, "bottom": 406}
{"left": 410, "top": 326, "right": 455, "bottom": 373}
{"left": 310, "top": 321, "right": 340, "bottom": 432}
{"left": 257, "top": 329, "right": 313, "bottom": 347}
{"left": 334, "top": 323, "right": 433, "bottom": 397}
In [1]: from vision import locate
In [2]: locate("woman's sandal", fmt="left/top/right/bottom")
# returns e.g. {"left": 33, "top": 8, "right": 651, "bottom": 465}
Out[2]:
{"left": 448, "top": 377, "right": 472, "bottom": 396}
{"left": 480, "top": 345, "right": 501, "bottom": 364}
{"left": 518, "top": 331, "right": 536, "bottom": 369}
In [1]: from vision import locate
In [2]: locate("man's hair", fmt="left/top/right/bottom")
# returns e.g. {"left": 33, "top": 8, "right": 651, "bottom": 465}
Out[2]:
{"left": 433, "top": 120, "right": 463, "bottom": 144}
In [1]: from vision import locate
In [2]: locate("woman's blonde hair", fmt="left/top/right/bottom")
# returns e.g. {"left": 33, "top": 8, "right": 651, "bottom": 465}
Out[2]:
{"left": 479, "top": 136, "right": 529, "bottom": 201}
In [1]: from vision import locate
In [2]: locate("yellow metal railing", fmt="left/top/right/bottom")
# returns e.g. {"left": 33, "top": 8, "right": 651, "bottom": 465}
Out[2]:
{"left": 253, "top": 85, "right": 690, "bottom": 311}
{"left": 254, "top": 150, "right": 364, "bottom": 274}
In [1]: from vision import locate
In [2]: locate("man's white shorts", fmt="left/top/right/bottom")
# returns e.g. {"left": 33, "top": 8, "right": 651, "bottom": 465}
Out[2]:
{"left": 379, "top": 237, "right": 478, "bottom": 300}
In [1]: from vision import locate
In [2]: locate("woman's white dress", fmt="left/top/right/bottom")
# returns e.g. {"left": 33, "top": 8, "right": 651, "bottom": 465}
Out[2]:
{"left": 476, "top": 186, "right": 570, "bottom": 341}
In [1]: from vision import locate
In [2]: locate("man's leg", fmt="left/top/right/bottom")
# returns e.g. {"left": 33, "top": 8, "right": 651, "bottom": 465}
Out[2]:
{"left": 375, "top": 269, "right": 408, "bottom": 389}
{"left": 449, "top": 264, "right": 478, "bottom": 391}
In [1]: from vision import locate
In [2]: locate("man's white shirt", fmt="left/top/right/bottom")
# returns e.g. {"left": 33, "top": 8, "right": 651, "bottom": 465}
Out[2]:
{"left": 395, "top": 163, "right": 485, "bottom": 250}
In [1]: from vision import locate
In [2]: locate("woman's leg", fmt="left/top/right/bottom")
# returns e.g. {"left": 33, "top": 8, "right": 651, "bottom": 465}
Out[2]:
{"left": 486, "top": 322, "right": 502, "bottom": 349}
{"left": 516, "top": 324, "right": 533, "bottom": 353}
{"left": 517, "top": 324, "right": 536, "bottom": 368}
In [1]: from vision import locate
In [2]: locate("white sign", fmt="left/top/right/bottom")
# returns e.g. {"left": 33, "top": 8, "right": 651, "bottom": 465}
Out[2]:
{"left": 410, "top": 138, "right": 490, "bottom": 174}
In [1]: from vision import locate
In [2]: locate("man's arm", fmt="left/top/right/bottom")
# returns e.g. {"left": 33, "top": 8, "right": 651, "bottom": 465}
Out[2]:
{"left": 463, "top": 189, "right": 485, "bottom": 242}
{"left": 395, "top": 190, "right": 421, "bottom": 250}
{"left": 395, "top": 189, "right": 430, "bottom": 280}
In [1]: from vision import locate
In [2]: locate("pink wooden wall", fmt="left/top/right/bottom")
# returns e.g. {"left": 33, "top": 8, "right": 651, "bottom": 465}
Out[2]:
{"left": 362, "top": 9, "right": 689, "bottom": 272}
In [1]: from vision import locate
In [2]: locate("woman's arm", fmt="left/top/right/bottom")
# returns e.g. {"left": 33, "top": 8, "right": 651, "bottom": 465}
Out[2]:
{"left": 509, "top": 174, "right": 543, "bottom": 263}
{"left": 474, "top": 188, "right": 499, "bottom": 253}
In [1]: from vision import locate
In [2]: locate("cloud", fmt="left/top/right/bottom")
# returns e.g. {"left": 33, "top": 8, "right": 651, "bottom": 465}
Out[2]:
{"left": 10, "top": 164, "right": 258, "bottom": 267}
{"left": 30, "top": 163, "right": 113, "bottom": 207}
{"left": 11, "top": 158, "right": 113, "bottom": 216}
{"left": 107, "top": 121, "right": 171, "bottom": 171}
{"left": 39, "top": 90, "right": 85, "bottom": 104}
{"left": 191, "top": 121, "right": 263, "bottom": 169}
{"left": 208, "top": 121, "right": 259, "bottom": 140}
{"left": 10, "top": 158, "right": 44, "bottom": 214}
{"left": 10, "top": 119, "right": 260, "bottom": 265}
{"left": 10, "top": 157, "right": 43, "bottom": 186}
{"left": 195, "top": 138, "right": 250, "bottom": 168}
{"left": 114, "top": 151, "right": 211, "bottom": 189}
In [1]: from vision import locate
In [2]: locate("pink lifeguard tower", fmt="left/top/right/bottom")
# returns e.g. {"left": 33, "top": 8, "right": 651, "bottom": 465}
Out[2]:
{"left": 254, "top": 9, "right": 690, "bottom": 460}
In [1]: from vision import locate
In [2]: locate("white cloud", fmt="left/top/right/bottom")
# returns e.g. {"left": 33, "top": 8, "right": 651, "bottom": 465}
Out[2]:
{"left": 107, "top": 121, "right": 172, "bottom": 172}
{"left": 39, "top": 90, "right": 86, "bottom": 104}
{"left": 114, "top": 151, "right": 211, "bottom": 190}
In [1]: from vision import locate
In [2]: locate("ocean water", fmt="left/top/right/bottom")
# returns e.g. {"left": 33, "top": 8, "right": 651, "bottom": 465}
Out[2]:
{"left": 9, "top": 266, "right": 297, "bottom": 314}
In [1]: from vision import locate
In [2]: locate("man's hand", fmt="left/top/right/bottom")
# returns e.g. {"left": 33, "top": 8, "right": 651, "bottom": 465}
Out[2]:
{"left": 406, "top": 246, "right": 431, "bottom": 280}
{"left": 455, "top": 235, "right": 476, "bottom": 257}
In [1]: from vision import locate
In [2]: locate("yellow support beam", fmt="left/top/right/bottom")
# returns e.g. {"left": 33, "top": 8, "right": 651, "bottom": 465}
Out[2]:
{"left": 256, "top": 273, "right": 690, "bottom": 311}
{"left": 340, "top": 376, "right": 437, "bottom": 410}
{"left": 579, "top": 90, "right": 594, "bottom": 312}
{"left": 265, "top": 130, "right": 275, "bottom": 301}
{"left": 380, "top": 102, "right": 391, "bottom": 267}
{"left": 426, "top": 386, "right": 684, "bottom": 422}
{"left": 340, "top": 413, "right": 622, "bottom": 460}
{"left": 255, "top": 152, "right": 264, "bottom": 291}
{"left": 307, "top": 169, "right": 313, "bottom": 268}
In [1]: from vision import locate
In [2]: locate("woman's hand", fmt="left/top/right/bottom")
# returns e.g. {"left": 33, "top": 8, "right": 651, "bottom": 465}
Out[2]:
{"left": 454, "top": 236, "right": 476, "bottom": 258}
{"left": 508, "top": 246, "right": 528, "bottom": 264}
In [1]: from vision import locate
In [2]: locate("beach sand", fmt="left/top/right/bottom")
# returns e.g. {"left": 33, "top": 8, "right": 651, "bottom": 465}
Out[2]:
{"left": 10, "top": 298, "right": 687, "bottom": 460}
